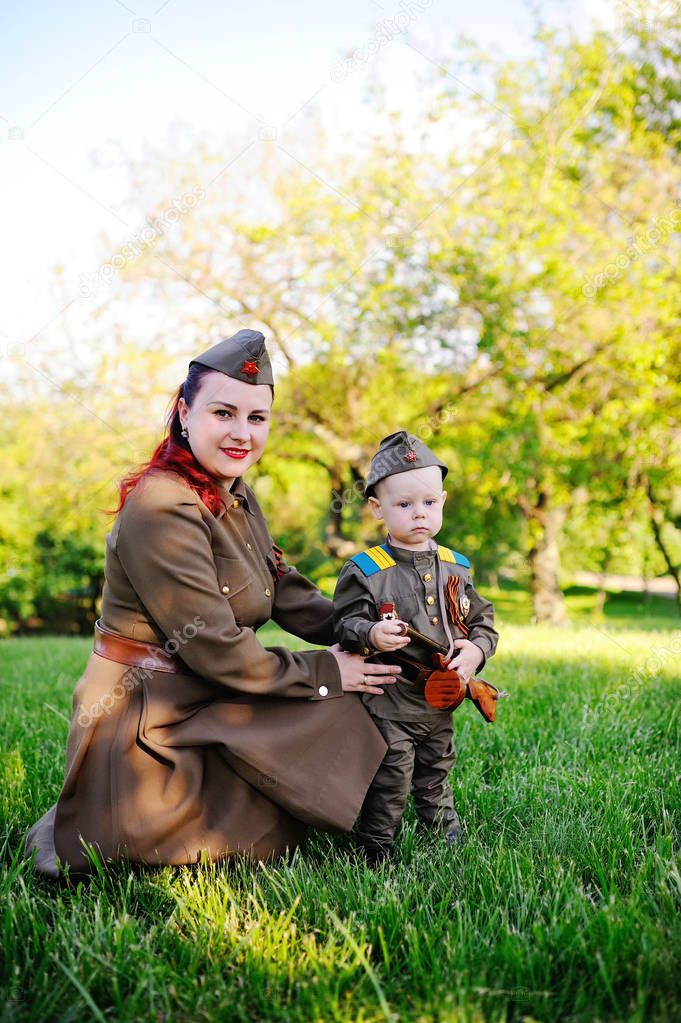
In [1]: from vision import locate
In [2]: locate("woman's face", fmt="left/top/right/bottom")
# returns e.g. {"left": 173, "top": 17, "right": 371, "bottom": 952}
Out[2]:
{"left": 178, "top": 371, "right": 272, "bottom": 486}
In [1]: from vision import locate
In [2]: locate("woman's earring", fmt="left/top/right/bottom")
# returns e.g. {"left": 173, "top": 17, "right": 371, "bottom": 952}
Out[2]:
{"left": 181, "top": 427, "right": 188, "bottom": 439}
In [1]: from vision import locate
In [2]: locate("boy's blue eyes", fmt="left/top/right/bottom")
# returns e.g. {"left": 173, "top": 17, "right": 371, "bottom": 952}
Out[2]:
{"left": 398, "top": 500, "right": 436, "bottom": 508}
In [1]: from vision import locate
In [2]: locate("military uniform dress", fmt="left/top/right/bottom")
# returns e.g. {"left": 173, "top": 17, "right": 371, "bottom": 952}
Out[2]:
{"left": 25, "top": 470, "right": 388, "bottom": 876}
{"left": 333, "top": 539, "right": 498, "bottom": 853}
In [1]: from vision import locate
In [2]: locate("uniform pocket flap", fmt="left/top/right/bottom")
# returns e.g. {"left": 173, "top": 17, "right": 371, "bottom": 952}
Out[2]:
{"left": 386, "top": 590, "right": 419, "bottom": 623}
{"left": 214, "top": 554, "right": 256, "bottom": 598}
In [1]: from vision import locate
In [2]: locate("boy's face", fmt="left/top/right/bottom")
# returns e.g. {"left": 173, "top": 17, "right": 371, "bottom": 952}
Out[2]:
{"left": 368, "top": 465, "right": 446, "bottom": 550}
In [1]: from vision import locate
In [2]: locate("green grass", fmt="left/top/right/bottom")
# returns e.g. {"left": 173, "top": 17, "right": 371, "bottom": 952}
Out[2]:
{"left": 1, "top": 610, "right": 680, "bottom": 1022}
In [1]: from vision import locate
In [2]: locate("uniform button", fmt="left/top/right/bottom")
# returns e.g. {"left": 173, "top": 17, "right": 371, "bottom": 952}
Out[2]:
{"left": 221, "top": 585, "right": 230, "bottom": 594}
{"left": 426, "top": 595, "right": 435, "bottom": 605}
{"left": 363, "top": 647, "right": 370, "bottom": 656}
{"left": 246, "top": 542, "right": 253, "bottom": 551}
{"left": 423, "top": 573, "right": 432, "bottom": 582}
{"left": 318, "top": 685, "right": 329, "bottom": 697}
{"left": 232, "top": 499, "right": 239, "bottom": 508}
{"left": 431, "top": 616, "right": 439, "bottom": 625}
{"left": 264, "top": 587, "right": 272, "bottom": 597}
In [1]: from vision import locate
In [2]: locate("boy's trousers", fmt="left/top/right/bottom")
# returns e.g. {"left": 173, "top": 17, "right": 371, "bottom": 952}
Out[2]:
{"left": 356, "top": 714, "right": 459, "bottom": 851}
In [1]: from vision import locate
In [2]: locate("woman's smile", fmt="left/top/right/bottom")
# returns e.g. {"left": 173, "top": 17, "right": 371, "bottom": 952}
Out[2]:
{"left": 221, "top": 447, "right": 250, "bottom": 459}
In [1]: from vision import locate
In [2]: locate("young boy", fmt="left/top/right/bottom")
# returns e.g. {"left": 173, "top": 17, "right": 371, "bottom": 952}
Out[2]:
{"left": 333, "top": 430, "right": 498, "bottom": 863}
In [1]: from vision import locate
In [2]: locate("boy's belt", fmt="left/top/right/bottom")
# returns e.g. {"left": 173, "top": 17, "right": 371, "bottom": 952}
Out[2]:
{"left": 94, "top": 619, "right": 190, "bottom": 674}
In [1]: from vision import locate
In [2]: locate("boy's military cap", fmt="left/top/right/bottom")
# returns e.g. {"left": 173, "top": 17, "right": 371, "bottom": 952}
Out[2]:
{"left": 365, "top": 430, "right": 448, "bottom": 497}
{"left": 190, "top": 329, "right": 274, "bottom": 386}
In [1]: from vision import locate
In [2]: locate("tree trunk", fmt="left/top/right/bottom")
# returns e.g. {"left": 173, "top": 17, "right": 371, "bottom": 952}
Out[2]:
{"left": 644, "top": 475, "right": 681, "bottom": 614}
{"left": 524, "top": 492, "right": 568, "bottom": 625}
{"left": 594, "top": 545, "right": 613, "bottom": 619}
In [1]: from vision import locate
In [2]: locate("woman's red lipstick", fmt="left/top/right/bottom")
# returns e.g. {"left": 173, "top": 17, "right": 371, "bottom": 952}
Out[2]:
{"left": 222, "top": 448, "right": 249, "bottom": 459}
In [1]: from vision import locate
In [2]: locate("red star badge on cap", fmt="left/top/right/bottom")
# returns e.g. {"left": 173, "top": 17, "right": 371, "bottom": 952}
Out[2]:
{"left": 404, "top": 450, "right": 417, "bottom": 463}
{"left": 241, "top": 360, "right": 259, "bottom": 377}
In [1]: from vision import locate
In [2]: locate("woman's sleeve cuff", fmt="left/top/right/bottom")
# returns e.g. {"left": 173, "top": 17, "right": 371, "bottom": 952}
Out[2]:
{"left": 309, "top": 650, "right": 343, "bottom": 700}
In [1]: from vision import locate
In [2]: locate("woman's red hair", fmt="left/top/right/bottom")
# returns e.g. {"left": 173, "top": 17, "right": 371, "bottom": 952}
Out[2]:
{"left": 116, "top": 365, "right": 224, "bottom": 517}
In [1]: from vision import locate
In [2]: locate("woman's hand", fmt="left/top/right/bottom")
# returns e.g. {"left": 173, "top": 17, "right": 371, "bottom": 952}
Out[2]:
{"left": 367, "top": 620, "right": 411, "bottom": 653}
{"left": 328, "top": 644, "right": 400, "bottom": 695}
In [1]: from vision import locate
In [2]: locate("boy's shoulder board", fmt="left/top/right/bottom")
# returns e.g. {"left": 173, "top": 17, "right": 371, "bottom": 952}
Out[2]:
{"left": 350, "top": 544, "right": 396, "bottom": 577}
{"left": 350, "top": 543, "right": 471, "bottom": 574}
{"left": 437, "top": 544, "right": 471, "bottom": 569}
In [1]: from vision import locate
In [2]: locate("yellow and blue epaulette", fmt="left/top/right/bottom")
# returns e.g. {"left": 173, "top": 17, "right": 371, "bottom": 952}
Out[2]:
{"left": 351, "top": 543, "right": 471, "bottom": 576}
{"left": 350, "top": 544, "right": 396, "bottom": 576}
{"left": 437, "top": 545, "right": 471, "bottom": 569}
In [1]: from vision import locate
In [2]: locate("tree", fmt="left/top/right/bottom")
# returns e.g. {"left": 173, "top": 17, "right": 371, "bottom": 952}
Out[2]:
{"left": 420, "top": 18, "right": 681, "bottom": 620}
{"left": 4, "top": 6, "right": 679, "bottom": 631}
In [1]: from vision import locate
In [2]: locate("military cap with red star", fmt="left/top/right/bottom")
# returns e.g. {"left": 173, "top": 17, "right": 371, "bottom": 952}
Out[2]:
{"left": 364, "top": 430, "right": 448, "bottom": 497}
{"left": 189, "top": 329, "right": 274, "bottom": 386}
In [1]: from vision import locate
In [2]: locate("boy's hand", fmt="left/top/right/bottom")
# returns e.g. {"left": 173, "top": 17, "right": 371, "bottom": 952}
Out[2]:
{"left": 447, "top": 639, "right": 483, "bottom": 682}
{"left": 368, "top": 620, "right": 411, "bottom": 653}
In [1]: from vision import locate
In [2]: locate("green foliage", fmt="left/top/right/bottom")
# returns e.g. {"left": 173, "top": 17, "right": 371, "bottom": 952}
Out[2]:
{"left": 2, "top": 620, "right": 680, "bottom": 1022}
{"left": 0, "top": 348, "right": 184, "bottom": 633}
{"left": 2, "top": 7, "right": 680, "bottom": 628}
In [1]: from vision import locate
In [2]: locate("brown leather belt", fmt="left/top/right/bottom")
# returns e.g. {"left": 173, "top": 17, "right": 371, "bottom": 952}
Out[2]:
{"left": 94, "top": 619, "right": 190, "bottom": 674}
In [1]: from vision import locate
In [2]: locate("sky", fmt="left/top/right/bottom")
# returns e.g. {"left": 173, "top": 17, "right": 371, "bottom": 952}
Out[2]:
{"left": 1, "top": 0, "right": 619, "bottom": 364}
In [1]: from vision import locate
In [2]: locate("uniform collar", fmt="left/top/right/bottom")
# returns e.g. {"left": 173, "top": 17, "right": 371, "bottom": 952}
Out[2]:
{"left": 218, "top": 477, "right": 255, "bottom": 518}
{"left": 384, "top": 535, "right": 437, "bottom": 564}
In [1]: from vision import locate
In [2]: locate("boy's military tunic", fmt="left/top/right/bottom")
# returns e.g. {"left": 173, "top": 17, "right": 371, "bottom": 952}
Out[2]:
{"left": 333, "top": 539, "right": 498, "bottom": 720}
{"left": 333, "top": 537, "right": 498, "bottom": 852}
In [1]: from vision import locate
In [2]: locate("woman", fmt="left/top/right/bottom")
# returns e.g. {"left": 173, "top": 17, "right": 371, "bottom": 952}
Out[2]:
{"left": 25, "top": 329, "right": 397, "bottom": 876}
